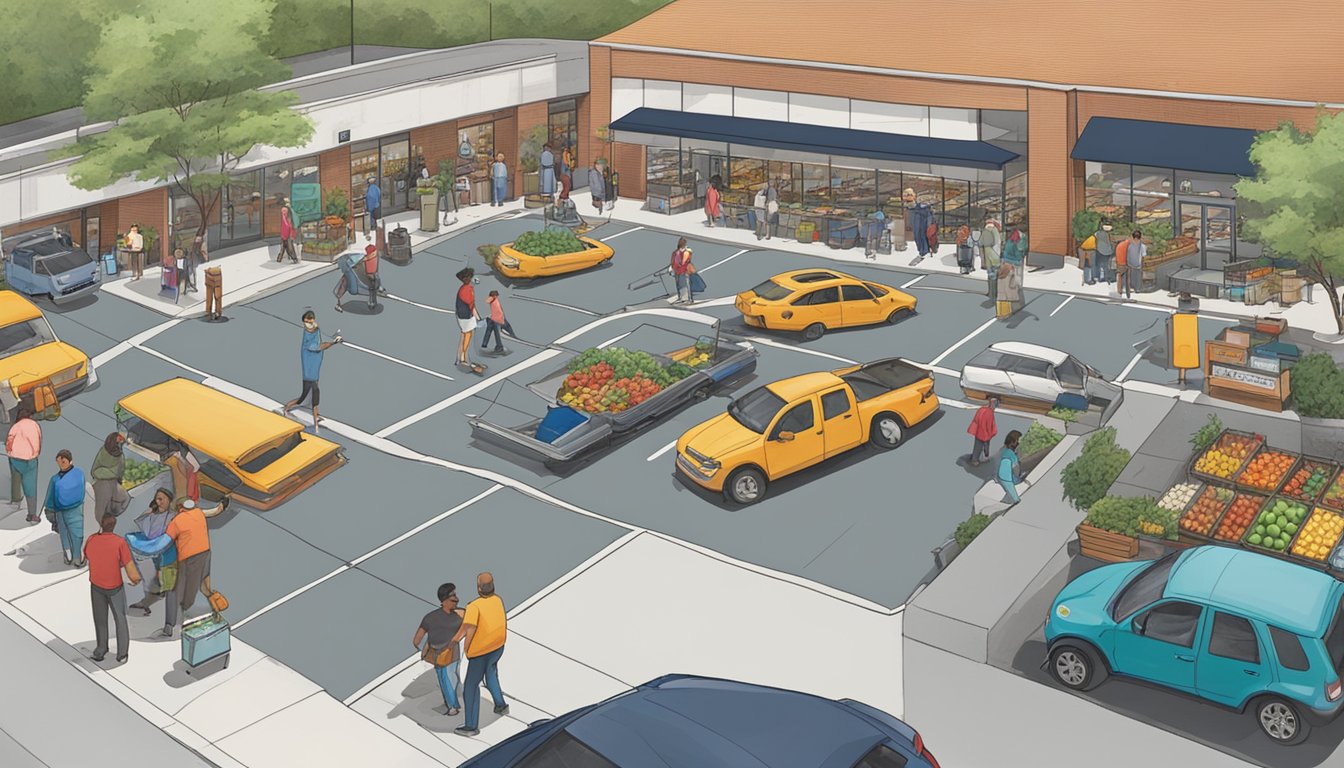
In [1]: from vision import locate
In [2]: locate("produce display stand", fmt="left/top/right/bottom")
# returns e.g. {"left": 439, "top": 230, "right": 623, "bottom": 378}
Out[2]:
{"left": 1076, "top": 523, "right": 1139, "bottom": 563}
{"left": 1188, "top": 429, "right": 1264, "bottom": 487}
{"left": 1246, "top": 499, "right": 1341, "bottom": 573}
{"left": 1320, "top": 467, "right": 1344, "bottom": 513}
{"left": 182, "top": 614, "right": 230, "bottom": 674}
{"left": 1176, "top": 484, "right": 1235, "bottom": 544}
{"left": 1279, "top": 455, "right": 1340, "bottom": 505}
{"left": 1230, "top": 443, "right": 1300, "bottom": 496}
{"left": 1203, "top": 323, "right": 1294, "bottom": 412}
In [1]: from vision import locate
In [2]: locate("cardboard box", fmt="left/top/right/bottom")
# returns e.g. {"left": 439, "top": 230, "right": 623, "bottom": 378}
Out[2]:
{"left": 1255, "top": 316, "right": 1288, "bottom": 335}
{"left": 1225, "top": 329, "right": 1251, "bottom": 347}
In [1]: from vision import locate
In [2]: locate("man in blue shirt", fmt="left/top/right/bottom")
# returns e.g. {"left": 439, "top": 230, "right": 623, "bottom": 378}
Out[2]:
{"left": 490, "top": 153, "right": 509, "bottom": 207}
{"left": 283, "top": 310, "right": 341, "bottom": 427}
{"left": 364, "top": 177, "right": 382, "bottom": 241}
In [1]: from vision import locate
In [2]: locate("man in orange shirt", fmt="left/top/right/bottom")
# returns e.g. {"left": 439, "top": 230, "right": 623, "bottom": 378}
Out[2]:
{"left": 85, "top": 514, "right": 141, "bottom": 663}
{"left": 453, "top": 572, "right": 508, "bottom": 736}
{"left": 160, "top": 498, "right": 212, "bottom": 638}
{"left": 1114, "top": 236, "right": 1131, "bottom": 297}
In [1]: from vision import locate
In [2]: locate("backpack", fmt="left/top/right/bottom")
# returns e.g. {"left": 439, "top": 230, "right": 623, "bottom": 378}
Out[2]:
{"left": 926, "top": 223, "right": 940, "bottom": 251}
{"left": 53, "top": 467, "right": 85, "bottom": 509}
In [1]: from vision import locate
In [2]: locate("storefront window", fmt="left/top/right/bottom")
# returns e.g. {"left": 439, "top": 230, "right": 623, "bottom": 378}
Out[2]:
{"left": 1132, "top": 165, "right": 1173, "bottom": 229}
{"left": 349, "top": 140, "right": 380, "bottom": 225}
{"left": 877, "top": 171, "right": 904, "bottom": 211}
{"left": 972, "top": 181, "right": 1003, "bottom": 228}
{"left": 170, "top": 190, "right": 208, "bottom": 255}
{"left": 831, "top": 166, "right": 877, "bottom": 213}
{"left": 263, "top": 156, "right": 318, "bottom": 237}
{"left": 801, "top": 163, "right": 830, "bottom": 208}
{"left": 380, "top": 136, "right": 411, "bottom": 212}
{"left": 729, "top": 157, "right": 767, "bottom": 196}
{"left": 1005, "top": 172, "right": 1028, "bottom": 233}
{"left": 647, "top": 148, "right": 685, "bottom": 185}
{"left": 1083, "top": 161, "right": 1131, "bottom": 220}
{"left": 221, "top": 170, "right": 262, "bottom": 244}
{"left": 548, "top": 99, "right": 579, "bottom": 167}
{"left": 85, "top": 215, "right": 101, "bottom": 256}
{"left": 942, "top": 180, "right": 973, "bottom": 235}
{"left": 1176, "top": 170, "right": 1237, "bottom": 200}
{"left": 767, "top": 161, "right": 801, "bottom": 206}
{"left": 905, "top": 173, "right": 943, "bottom": 225}
{"left": 458, "top": 123, "right": 495, "bottom": 183}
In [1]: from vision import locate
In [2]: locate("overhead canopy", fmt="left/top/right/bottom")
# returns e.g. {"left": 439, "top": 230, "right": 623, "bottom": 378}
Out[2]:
{"left": 610, "top": 108, "right": 1020, "bottom": 170}
{"left": 1072, "top": 117, "right": 1257, "bottom": 177}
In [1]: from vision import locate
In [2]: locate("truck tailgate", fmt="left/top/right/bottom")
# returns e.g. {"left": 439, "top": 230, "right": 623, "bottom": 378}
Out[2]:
{"left": 468, "top": 415, "right": 613, "bottom": 465}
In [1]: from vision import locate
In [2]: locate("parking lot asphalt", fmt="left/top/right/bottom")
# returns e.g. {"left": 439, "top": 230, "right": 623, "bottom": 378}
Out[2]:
{"left": 32, "top": 211, "right": 1218, "bottom": 701}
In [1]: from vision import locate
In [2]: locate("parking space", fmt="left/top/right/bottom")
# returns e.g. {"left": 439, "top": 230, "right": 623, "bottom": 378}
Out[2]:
{"left": 43, "top": 292, "right": 167, "bottom": 345}
{"left": 70, "top": 346, "right": 206, "bottom": 420}
{"left": 44, "top": 311, "right": 122, "bottom": 360}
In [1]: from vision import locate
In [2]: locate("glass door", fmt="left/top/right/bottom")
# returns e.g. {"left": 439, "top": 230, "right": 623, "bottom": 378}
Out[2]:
{"left": 1203, "top": 204, "right": 1234, "bottom": 270}
{"left": 222, "top": 171, "right": 263, "bottom": 244}
{"left": 380, "top": 136, "right": 411, "bottom": 212}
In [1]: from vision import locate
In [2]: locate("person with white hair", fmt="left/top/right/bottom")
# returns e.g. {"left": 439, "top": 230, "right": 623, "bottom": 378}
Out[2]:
{"left": 980, "top": 218, "right": 1002, "bottom": 302}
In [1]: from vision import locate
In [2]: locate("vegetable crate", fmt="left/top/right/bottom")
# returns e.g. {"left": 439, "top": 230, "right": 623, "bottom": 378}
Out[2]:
{"left": 1188, "top": 429, "right": 1264, "bottom": 487}
{"left": 1177, "top": 485, "right": 1235, "bottom": 543}
{"left": 1076, "top": 523, "right": 1139, "bottom": 563}
{"left": 1319, "top": 465, "right": 1344, "bottom": 513}
{"left": 1241, "top": 498, "right": 1340, "bottom": 573}
{"left": 1279, "top": 456, "right": 1341, "bottom": 506}
{"left": 1231, "top": 443, "right": 1301, "bottom": 496}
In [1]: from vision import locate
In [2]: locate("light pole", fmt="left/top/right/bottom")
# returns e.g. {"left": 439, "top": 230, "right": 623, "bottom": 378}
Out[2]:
{"left": 488, "top": 3, "right": 493, "bottom": 41}
{"left": 350, "top": 0, "right": 355, "bottom": 66}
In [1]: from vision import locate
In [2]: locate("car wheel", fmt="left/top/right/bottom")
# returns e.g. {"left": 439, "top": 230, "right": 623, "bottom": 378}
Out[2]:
{"left": 801, "top": 323, "right": 825, "bottom": 342}
{"left": 1048, "top": 643, "right": 1108, "bottom": 691}
{"left": 723, "top": 467, "right": 767, "bottom": 505}
{"left": 886, "top": 307, "right": 913, "bottom": 324}
{"left": 870, "top": 413, "right": 904, "bottom": 449}
{"left": 1255, "top": 696, "right": 1310, "bottom": 745}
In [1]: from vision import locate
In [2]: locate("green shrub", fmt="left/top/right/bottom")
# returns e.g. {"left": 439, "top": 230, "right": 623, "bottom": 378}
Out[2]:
{"left": 511, "top": 228, "right": 584, "bottom": 257}
{"left": 1071, "top": 209, "right": 1102, "bottom": 241}
{"left": 1085, "top": 496, "right": 1171, "bottom": 539}
{"left": 1062, "top": 427, "right": 1132, "bottom": 510}
{"left": 478, "top": 243, "right": 500, "bottom": 267}
{"left": 1291, "top": 353, "right": 1344, "bottom": 419}
{"left": 955, "top": 514, "right": 993, "bottom": 550}
{"left": 1018, "top": 422, "right": 1064, "bottom": 457}
{"left": 1047, "top": 406, "right": 1081, "bottom": 423}
{"left": 1190, "top": 413, "right": 1224, "bottom": 451}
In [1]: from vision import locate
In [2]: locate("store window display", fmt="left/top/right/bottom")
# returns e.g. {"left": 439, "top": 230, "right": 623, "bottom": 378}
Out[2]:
{"left": 831, "top": 166, "right": 877, "bottom": 212}
{"left": 1083, "top": 161, "right": 1131, "bottom": 219}
{"left": 1132, "top": 165, "right": 1174, "bottom": 229}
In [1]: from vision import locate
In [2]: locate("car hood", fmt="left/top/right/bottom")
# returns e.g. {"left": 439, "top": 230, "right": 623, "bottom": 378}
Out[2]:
{"left": 0, "top": 342, "right": 87, "bottom": 389}
{"left": 1053, "top": 560, "right": 1150, "bottom": 618}
{"left": 681, "top": 413, "right": 760, "bottom": 459}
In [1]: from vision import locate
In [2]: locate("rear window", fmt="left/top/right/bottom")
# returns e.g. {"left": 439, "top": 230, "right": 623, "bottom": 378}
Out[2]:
{"left": 1270, "top": 626, "right": 1311, "bottom": 672}
{"left": 853, "top": 743, "right": 909, "bottom": 768}
{"left": 238, "top": 432, "right": 305, "bottom": 474}
{"left": 0, "top": 319, "right": 57, "bottom": 358}
{"left": 1328, "top": 597, "right": 1344, "bottom": 672}
{"left": 516, "top": 731, "right": 616, "bottom": 768}
{"left": 750, "top": 280, "right": 793, "bottom": 301}
{"left": 1110, "top": 553, "right": 1178, "bottom": 621}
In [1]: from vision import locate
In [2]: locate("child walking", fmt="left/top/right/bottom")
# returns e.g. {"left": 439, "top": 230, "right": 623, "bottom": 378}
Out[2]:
{"left": 481, "top": 291, "right": 515, "bottom": 355}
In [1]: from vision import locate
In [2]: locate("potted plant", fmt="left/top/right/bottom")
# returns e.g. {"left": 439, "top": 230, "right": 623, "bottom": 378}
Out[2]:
{"left": 323, "top": 186, "right": 350, "bottom": 227}
{"left": 518, "top": 124, "right": 548, "bottom": 197}
{"left": 1077, "top": 496, "right": 1167, "bottom": 561}
{"left": 1292, "top": 353, "right": 1344, "bottom": 462}
{"left": 1190, "top": 413, "right": 1224, "bottom": 452}
{"left": 1017, "top": 422, "right": 1065, "bottom": 475}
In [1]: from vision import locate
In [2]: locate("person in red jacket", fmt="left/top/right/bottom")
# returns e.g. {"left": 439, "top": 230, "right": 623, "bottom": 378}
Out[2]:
{"left": 968, "top": 397, "right": 999, "bottom": 466}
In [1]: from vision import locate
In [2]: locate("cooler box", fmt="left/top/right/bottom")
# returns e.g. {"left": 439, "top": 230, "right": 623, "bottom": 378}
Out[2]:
{"left": 535, "top": 405, "right": 587, "bottom": 445}
{"left": 1054, "top": 392, "right": 1090, "bottom": 412}
{"left": 182, "top": 614, "right": 231, "bottom": 671}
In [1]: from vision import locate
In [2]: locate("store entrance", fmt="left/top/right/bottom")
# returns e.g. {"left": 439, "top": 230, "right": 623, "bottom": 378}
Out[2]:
{"left": 1179, "top": 200, "right": 1235, "bottom": 271}
{"left": 689, "top": 150, "right": 724, "bottom": 202}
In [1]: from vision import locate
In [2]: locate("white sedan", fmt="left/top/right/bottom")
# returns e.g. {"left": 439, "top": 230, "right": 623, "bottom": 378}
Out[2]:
{"left": 958, "top": 342, "right": 1121, "bottom": 408}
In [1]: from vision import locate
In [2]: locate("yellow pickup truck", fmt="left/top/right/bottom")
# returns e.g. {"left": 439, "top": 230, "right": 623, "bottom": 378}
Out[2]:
{"left": 675, "top": 357, "right": 939, "bottom": 505}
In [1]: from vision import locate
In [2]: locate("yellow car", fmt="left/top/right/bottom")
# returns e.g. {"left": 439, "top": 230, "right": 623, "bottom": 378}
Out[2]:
{"left": 676, "top": 358, "right": 939, "bottom": 505}
{"left": 116, "top": 378, "right": 346, "bottom": 510}
{"left": 0, "top": 290, "right": 94, "bottom": 411}
{"left": 735, "top": 269, "right": 916, "bottom": 341}
{"left": 494, "top": 236, "right": 614, "bottom": 279}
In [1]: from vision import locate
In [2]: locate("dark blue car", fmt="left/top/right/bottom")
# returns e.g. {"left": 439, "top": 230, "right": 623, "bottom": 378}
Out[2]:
{"left": 461, "top": 674, "right": 940, "bottom": 768}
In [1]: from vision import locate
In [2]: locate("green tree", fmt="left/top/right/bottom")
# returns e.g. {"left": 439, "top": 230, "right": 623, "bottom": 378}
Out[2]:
{"left": 1236, "top": 112, "right": 1344, "bottom": 334}
{"left": 58, "top": 0, "right": 314, "bottom": 246}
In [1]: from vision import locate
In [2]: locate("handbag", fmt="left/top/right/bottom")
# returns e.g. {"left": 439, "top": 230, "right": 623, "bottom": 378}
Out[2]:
{"left": 689, "top": 272, "right": 707, "bottom": 295}
{"left": 422, "top": 643, "right": 454, "bottom": 667}
{"left": 158, "top": 564, "right": 178, "bottom": 593}
{"left": 208, "top": 590, "right": 229, "bottom": 614}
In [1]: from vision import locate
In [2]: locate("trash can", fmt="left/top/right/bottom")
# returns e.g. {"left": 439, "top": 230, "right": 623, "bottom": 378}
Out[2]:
{"left": 419, "top": 195, "right": 438, "bottom": 233}
{"left": 387, "top": 226, "right": 412, "bottom": 266}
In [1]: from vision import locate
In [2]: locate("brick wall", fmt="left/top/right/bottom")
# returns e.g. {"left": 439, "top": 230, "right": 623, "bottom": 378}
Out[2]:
{"left": 589, "top": 45, "right": 612, "bottom": 169}
{"left": 319, "top": 146, "right": 352, "bottom": 220}
{"left": 116, "top": 188, "right": 170, "bottom": 261}
{"left": 98, "top": 199, "right": 119, "bottom": 252}
{"left": 410, "top": 121, "right": 458, "bottom": 177}
{"left": 1026, "top": 88, "right": 1070, "bottom": 257}
{"left": 576, "top": 93, "right": 592, "bottom": 178}
{"left": 515, "top": 100, "right": 549, "bottom": 193}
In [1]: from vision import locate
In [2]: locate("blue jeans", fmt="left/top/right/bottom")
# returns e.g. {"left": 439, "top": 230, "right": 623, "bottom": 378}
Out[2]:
{"left": 492, "top": 178, "right": 507, "bottom": 205}
{"left": 463, "top": 645, "right": 506, "bottom": 729}
{"left": 10, "top": 457, "right": 37, "bottom": 516}
{"left": 435, "top": 660, "right": 461, "bottom": 710}
{"left": 1090, "top": 255, "right": 1108, "bottom": 284}
{"left": 481, "top": 319, "right": 514, "bottom": 350}
{"left": 1000, "top": 480, "right": 1020, "bottom": 504}
{"left": 674, "top": 273, "right": 691, "bottom": 302}
{"left": 57, "top": 505, "right": 84, "bottom": 561}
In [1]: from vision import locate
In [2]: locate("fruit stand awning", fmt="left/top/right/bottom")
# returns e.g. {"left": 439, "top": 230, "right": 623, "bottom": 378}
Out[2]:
{"left": 1071, "top": 117, "right": 1258, "bottom": 177}
{"left": 610, "top": 108, "right": 1020, "bottom": 170}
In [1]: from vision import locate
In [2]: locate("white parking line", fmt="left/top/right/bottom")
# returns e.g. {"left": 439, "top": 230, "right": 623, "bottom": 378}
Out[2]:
{"left": 699, "top": 248, "right": 750, "bottom": 273}
{"left": 647, "top": 440, "right": 677, "bottom": 462}
{"left": 899, "top": 275, "right": 926, "bottom": 289}
{"left": 90, "top": 317, "right": 184, "bottom": 368}
{"left": 928, "top": 317, "right": 997, "bottom": 367}
{"left": 343, "top": 341, "right": 455, "bottom": 381}
{"left": 1115, "top": 351, "right": 1144, "bottom": 383}
{"left": 744, "top": 336, "right": 857, "bottom": 365}
{"left": 597, "top": 332, "right": 630, "bottom": 349}
{"left": 599, "top": 226, "right": 644, "bottom": 242}
{"left": 1049, "top": 294, "right": 1075, "bottom": 317}
{"left": 384, "top": 293, "right": 454, "bottom": 314}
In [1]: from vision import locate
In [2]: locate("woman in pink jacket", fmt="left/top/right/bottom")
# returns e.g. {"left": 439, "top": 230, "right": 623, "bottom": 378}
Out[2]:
{"left": 704, "top": 176, "right": 723, "bottom": 228}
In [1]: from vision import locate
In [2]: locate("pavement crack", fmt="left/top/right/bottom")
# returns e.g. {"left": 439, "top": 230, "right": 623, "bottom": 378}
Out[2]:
{"left": 802, "top": 519, "right": 860, "bottom": 570}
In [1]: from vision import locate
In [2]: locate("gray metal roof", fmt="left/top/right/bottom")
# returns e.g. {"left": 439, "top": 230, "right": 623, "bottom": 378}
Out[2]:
{"left": 0, "top": 39, "right": 588, "bottom": 176}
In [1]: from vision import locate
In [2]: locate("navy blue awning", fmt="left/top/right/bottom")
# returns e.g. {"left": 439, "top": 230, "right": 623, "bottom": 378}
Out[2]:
{"left": 1072, "top": 117, "right": 1257, "bottom": 177}
{"left": 610, "top": 108, "right": 1019, "bottom": 170}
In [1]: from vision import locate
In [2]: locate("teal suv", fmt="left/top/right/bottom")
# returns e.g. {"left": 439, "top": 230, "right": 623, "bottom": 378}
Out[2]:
{"left": 1045, "top": 545, "right": 1344, "bottom": 745}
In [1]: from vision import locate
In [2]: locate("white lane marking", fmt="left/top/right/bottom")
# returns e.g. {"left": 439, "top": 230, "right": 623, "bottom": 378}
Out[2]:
{"left": 599, "top": 226, "right": 644, "bottom": 242}
{"left": 1049, "top": 294, "right": 1075, "bottom": 317}
{"left": 232, "top": 485, "right": 503, "bottom": 631}
{"left": 342, "top": 341, "right": 455, "bottom": 381}
{"left": 744, "top": 336, "right": 857, "bottom": 365}
{"left": 90, "top": 317, "right": 183, "bottom": 368}
{"left": 1116, "top": 351, "right": 1144, "bottom": 383}
{"left": 512, "top": 295, "right": 601, "bottom": 316}
{"left": 384, "top": 293, "right": 454, "bottom": 314}
{"left": 597, "top": 332, "right": 630, "bottom": 349}
{"left": 647, "top": 440, "right": 678, "bottom": 462}
{"left": 927, "top": 365, "right": 960, "bottom": 377}
{"left": 664, "top": 295, "right": 737, "bottom": 308}
{"left": 137, "top": 345, "right": 209, "bottom": 378}
{"left": 928, "top": 317, "right": 997, "bottom": 367}
{"left": 911, "top": 286, "right": 974, "bottom": 294}
{"left": 900, "top": 275, "right": 926, "bottom": 289}
{"left": 699, "top": 248, "right": 750, "bottom": 273}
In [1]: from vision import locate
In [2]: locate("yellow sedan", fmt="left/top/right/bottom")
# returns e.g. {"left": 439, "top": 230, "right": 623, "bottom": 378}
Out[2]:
{"left": 494, "top": 236, "right": 614, "bottom": 279}
{"left": 735, "top": 269, "right": 916, "bottom": 341}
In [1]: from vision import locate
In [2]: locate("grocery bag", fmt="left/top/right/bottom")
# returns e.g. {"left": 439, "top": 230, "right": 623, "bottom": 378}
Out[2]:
{"left": 996, "top": 300, "right": 1012, "bottom": 319}
{"left": 689, "top": 272, "right": 707, "bottom": 295}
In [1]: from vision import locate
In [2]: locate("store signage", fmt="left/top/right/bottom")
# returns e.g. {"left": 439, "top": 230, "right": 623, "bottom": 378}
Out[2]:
{"left": 1207, "top": 343, "right": 1247, "bottom": 365}
{"left": 337, "top": 130, "right": 351, "bottom": 143}
{"left": 1212, "top": 365, "right": 1277, "bottom": 390}
{"left": 1248, "top": 355, "right": 1281, "bottom": 373}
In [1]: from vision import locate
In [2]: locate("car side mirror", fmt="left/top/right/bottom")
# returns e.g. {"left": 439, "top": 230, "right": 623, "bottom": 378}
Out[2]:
{"left": 775, "top": 431, "right": 795, "bottom": 442}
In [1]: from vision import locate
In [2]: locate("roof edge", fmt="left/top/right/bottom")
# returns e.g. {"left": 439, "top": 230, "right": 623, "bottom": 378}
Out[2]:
{"left": 591, "top": 42, "right": 1344, "bottom": 110}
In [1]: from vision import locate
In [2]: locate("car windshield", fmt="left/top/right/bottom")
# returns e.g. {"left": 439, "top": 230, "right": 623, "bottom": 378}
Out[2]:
{"left": 37, "top": 250, "right": 93, "bottom": 276}
{"left": 727, "top": 387, "right": 787, "bottom": 434}
{"left": 238, "top": 433, "right": 305, "bottom": 474}
{"left": 750, "top": 280, "right": 794, "bottom": 301}
{"left": 0, "top": 318, "right": 57, "bottom": 358}
{"left": 1110, "top": 552, "right": 1179, "bottom": 621}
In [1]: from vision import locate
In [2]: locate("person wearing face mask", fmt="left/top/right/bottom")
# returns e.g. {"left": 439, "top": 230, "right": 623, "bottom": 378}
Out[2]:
{"left": 128, "top": 487, "right": 178, "bottom": 617}
{"left": 283, "top": 311, "right": 341, "bottom": 427}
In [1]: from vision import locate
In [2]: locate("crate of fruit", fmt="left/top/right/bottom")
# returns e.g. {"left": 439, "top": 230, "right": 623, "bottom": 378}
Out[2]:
{"left": 1189, "top": 429, "right": 1263, "bottom": 486}
{"left": 1280, "top": 457, "right": 1340, "bottom": 506}
{"left": 122, "top": 457, "right": 169, "bottom": 492}
{"left": 1240, "top": 494, "right": 1300, "bottom": 558}
{"left": 1287, "top": 506, "right": 1344, "bottom": 571}
{"left": 1178, "top": 485, "right": 1236, "bottom": 542}
{"left": 1320, "top": 466, "right": 1344, "bottom": 513}
{"left": 1232, "top": 444, "right": 1300, "bottom": 495}
{"left": 1210, "top": 490, "right": 1266, "bottom": 544}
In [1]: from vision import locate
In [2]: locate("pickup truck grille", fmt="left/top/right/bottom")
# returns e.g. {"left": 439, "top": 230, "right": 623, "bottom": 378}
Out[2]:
{"left": 684, "top": 445, "right": 712, "bottom": 465}
{"left": 676, "top": 452, "right": 711, "bottom": 480}
{"left": 60, "top": 278, "right": 97, "bottom": 296}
